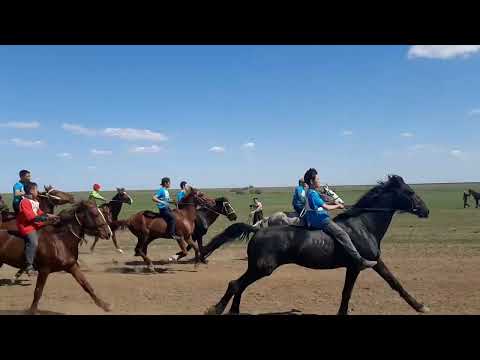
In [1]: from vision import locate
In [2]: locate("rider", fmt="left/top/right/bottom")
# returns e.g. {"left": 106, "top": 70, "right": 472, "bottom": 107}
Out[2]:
{"left": 152, "top": 177, "right": 182, "bottom": 241}
{"left": 177, "top": 181, "right": 187, "bottom": 204}
{"left": 292, "top": 178, "right": 308, "bottom": 216}
{"left": 16, "top": 182, "right": 58, "bottom": 277}
{"left": 250, "top": 197, "right": 264, "bottom": 225}
{"left": 89, "top": 184, "right": 106, "bottom": 207}
{"left": 303, "top": 168, "right": 377, "bottom": 270}
{"left": 12, "top": 169, "right": 32, "bottom": 215}
{"left": 463, "top": 191, "right": 470, "bottom": 208}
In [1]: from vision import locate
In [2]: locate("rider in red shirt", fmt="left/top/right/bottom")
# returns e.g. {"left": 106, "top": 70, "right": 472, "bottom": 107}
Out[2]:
{"left": 15, "top": 182, "right": 58, "bottom": 277}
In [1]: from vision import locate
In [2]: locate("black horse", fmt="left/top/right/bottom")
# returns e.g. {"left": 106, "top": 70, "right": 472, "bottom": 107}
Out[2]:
{"left": 468, "top": 189, "right": 479, "bottom": 208}
{"left": 204, "top": 175, "right": 430, "bottom": 315}
{"left": 90, "top": 188, "right": 133, "bottom": 254}
{"left": 168, "top": 197, "right": 238, "bottom": 262}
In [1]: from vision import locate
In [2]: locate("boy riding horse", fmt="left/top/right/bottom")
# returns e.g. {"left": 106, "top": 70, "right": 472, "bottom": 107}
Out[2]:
{"left": 12, "top": 169, "right": 32, "bottom": 215}
{"left": 152, "top": 177, "right": 182, "bottom": 242}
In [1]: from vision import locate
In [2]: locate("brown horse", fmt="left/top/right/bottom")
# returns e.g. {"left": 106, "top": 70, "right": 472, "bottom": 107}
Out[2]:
{"left": 0, "top": 185, "right": 75, "bottom": 232}
{"left": 121, "top": 188, "right": 215, "bottom": 270}
{"left": 90, "top": 188, "right": 133, "bottom": 254}
{"left": 0, "top": 200, "right": 112, "bottom": 314}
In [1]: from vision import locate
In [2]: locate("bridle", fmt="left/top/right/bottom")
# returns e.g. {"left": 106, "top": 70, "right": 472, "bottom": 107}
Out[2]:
{"left": 69, "top": 207, "right": 113, "bottom": 241}
{"left": 202, "top": 201, "right": 236, "bottom": 217}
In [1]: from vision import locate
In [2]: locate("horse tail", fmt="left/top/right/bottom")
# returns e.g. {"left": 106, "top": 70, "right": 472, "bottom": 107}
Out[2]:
{"left": 202, "top": 223, "right": 258, "bottom": 259}
{"left": 111, "top": 220, "right": 129, "bottom": 231}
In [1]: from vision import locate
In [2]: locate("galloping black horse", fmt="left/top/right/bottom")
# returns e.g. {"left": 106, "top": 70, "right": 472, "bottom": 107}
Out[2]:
{"left": 204, "top": 175, "right": 430, "bottom": 315}
{"left": 468, "top": 189, "right": 480, "bottom": 208}
{"left": 90, "top": 188, "right": 133, "bottom": 253}
{"left": 168, "top": 197, "right": 237, "bottom": 262}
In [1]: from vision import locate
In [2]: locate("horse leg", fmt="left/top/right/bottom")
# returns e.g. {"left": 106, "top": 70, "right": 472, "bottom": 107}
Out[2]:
{"left": 135, "top": 234, "right": 154, "bottom": 270}
{"left": 373, "top": 258, "right": 429, "bottom": 313}
{"left": 206, "top": 263, "right": 270, "bottom": 316}
{"left": 90, "top": 236, "right": 99, "bottom": 253}
{"left": 68, "top": 263, "right": 112, "bottom": 312}
{"left": 185, "top": 236, "right": 206, "bottom": 266}
{"left": 111, "top": 231, "right": 124, "bottom": 254}
{"left": 173, "top": 244, "right": 192, "bottom": 261}
{"left": 27, "top": 270, "right": 50, "bottom": 315}
{"left": 337, "top": 266, "right": 360, "bottom": 315}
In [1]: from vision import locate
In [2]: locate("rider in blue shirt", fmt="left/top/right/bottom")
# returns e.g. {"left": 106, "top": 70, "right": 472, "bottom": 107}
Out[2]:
{"left": 177, "top": 181, "right": 187, "bottom": 204}
{"left": 12, "top": 169, "right": 32, "bottom": 215}
{"left": 152, "top": 177, "right": 182, "bottom": 241}
{"left": 304, "top": 168, "right": 377, "bottom": 270}
{"left": 292, "top": 178, "right": 308, "bottom": 216}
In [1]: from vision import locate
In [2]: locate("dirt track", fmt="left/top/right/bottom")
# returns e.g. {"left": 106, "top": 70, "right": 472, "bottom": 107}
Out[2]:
{"left": 1, "top": 233, "right": 480, "bottom": 315}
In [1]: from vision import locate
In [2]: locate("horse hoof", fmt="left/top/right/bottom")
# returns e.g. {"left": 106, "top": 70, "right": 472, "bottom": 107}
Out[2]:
{"left": 418, "top": 305, "right": 430, "bottom": 313}
{"left": 116, "top": 249, "right": 124, "bottom": 254}
{"left": 168, "top": 255, "right": 179, "bottom": 263}
{"left": 204, "top": 306, "right": 220, "bottom": 315}
{"left": 103, "top": 303, "right": 113, "bottom": 312}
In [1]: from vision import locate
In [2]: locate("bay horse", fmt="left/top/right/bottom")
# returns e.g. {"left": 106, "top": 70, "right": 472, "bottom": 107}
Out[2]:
{"left": 89, "top": 188, "right": 133, "bottom": 254}
{"left": 0, "top": 185, "right": 75, "bottom": 231}
{"left": 468, "top": 189, "right": 479, "bottom": 208}
{"left": 168, "top": 196, "right": 238, "bottom": 262}
{"left": 121, "top": 188, "right": 216, "bottom": 270}
{"left": 0, "top": 200, "right": 113, "bottom": 314}
{"left": 204, "top": 175, "right": 431, "bottom": 315}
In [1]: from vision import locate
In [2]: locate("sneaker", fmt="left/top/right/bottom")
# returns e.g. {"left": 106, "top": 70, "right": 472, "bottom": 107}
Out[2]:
{"left": 25, "top": 266, "right": 38, "bottom": 277}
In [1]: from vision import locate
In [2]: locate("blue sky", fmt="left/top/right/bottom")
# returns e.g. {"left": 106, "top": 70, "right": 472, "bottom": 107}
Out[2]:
{"left": 1, "top": 45, "right": 479, "bottom": 192}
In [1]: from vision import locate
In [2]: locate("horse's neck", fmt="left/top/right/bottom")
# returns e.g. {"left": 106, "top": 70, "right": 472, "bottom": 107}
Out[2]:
{"left": 179, "top": 205, "right": 197, "bottom": 221}
{"left": 39, "top": 198, "right": 54, "bottom": 214}
{"left": 109, "top": 201, "right": 122, "bottom": 220}
{"left": 355, "top": 211, "right": 395, "bottom": 245}
{"left": 199, "top": 208, "right": 220, "bottom": 226}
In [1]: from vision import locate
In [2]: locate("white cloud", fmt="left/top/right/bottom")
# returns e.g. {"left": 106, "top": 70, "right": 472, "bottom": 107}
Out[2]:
{"left": 341, "top": 130, "right": 353, "bottom": 136}
{"left": 0, "top": 121, "right": 40, "bottom": 129}
{"left": 129, "top": 145, "right": 162, "bottom": 153}
{"left": 11, "top": 138, "right": 44, "bottom": 147}
{"left": 468, "top": 109, "right": 480, "bottom": 116}
{"left": 408, "top": 45, "right": 480, "bottom": 60}
{"left": 242, "top": 142, "right": 255, "bottom": 149}
{"left": 400, "top": 132, "right": 414, "bottom": 137}
{"left": 103, "top": 128, "right": 167, "bottom": 142}
{"left": 91, "top": 149, "right": 112, "bottom": 156}
{"left": 209, "top": 146, "right": 225, "bottom": 153}
{"left": 450, "top": 149, "right": 464, "bottom": 158}
{"left": 87, "top": 166, "right": 97, "bottom": 170}
{"left": 62, "top": 123, "right": 97, "bottom": 136}
{"left": 57, "top": 152, "right": 72, "bottom": 158}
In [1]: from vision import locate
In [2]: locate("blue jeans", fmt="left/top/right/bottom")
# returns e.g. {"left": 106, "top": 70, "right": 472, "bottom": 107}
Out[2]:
{"left": 158, "top": 207, "right": 176, "bottom": 237}
{"left": 23, "top": 231, "right": 39, "bottom": 268}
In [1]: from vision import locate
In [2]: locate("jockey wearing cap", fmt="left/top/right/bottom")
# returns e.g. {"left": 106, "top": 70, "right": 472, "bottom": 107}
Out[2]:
{"left": 292, "top": 178, "right": 308, "bottom": 216}
{"left": 89, "top": 184, "right": 106, "bottom": 207}
{"left": 12, "top": 169, "right": 32, "bottom": 215}
{"left": 152, "top": 177, "right": 182, "bottom": 242}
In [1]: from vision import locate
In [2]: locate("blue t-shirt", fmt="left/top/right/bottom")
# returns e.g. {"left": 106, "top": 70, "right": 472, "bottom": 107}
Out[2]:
{"left": 292, "top": 185, "right": 306, "bottom": 208}
{"left": 155, "top": 187, "right": 170, "bottom": 209}
{"left": 176, "top": 190, "right": 186, "bottom": 203}
{"left": 12, "top": 182, "right": 25, "bottom": 207}
{"left": 305, "top": 189, "right": 330, "bottom": 229}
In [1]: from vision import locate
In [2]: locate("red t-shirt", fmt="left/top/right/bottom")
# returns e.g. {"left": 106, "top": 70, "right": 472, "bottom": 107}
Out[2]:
{"left": 16, "top": 198, "right": 46, "bottom": 236}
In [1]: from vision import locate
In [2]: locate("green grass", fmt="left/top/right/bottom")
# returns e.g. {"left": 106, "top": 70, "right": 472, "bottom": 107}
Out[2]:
{"left": 2, "top": 183, "right": 480, "bottom": 245}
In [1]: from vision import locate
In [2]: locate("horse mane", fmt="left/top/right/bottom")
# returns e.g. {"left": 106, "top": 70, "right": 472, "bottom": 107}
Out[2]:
{"left": 334, "top": 175, "right": 401, "bottom": 221}
{"left": 215, "top": 196, "right": 229, "bottom": 203}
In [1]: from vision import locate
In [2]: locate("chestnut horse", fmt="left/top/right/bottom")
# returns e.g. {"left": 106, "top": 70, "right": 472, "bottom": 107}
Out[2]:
{"left": 0, "top": 185, "right": 74, "bottom": 231}
{"left": 120, "top": 188, "right": 215, "bottom": 270}
{"left": 0, "top": 200, "right": 112, "bottom": 314}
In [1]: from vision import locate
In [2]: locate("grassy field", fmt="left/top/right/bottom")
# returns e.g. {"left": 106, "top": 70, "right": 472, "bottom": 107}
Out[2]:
{"left": 2, "top": 183, "right": 480, "bottom": 245}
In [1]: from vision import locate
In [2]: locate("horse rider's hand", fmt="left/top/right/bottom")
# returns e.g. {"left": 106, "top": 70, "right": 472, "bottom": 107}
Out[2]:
{"left": 337, "top": 203, "right": 345, "bottom": 210}
{"left": 47, "top": 214, "right": 60, "bottom": 223}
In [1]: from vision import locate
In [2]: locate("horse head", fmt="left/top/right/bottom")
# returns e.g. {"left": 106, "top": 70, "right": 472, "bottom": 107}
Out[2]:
{"left": 58, "top": 201, "right": 112, "bottom": 240}
{"left": 356, "top": 175, "right": 429, "bottom": 218}
{"left": 41, "top": 185, "right": 75, "bottom": 205}
{"left": 116, "top": 187, "right": 133, "bottom": 205}
{"left": 214, "top": 197, "right": 238, "bottom": 221}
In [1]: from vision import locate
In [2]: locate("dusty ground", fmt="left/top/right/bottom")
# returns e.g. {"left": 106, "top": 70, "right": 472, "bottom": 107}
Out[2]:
{"left": 1, "top": 233, "right": 480, "bottom": 315}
